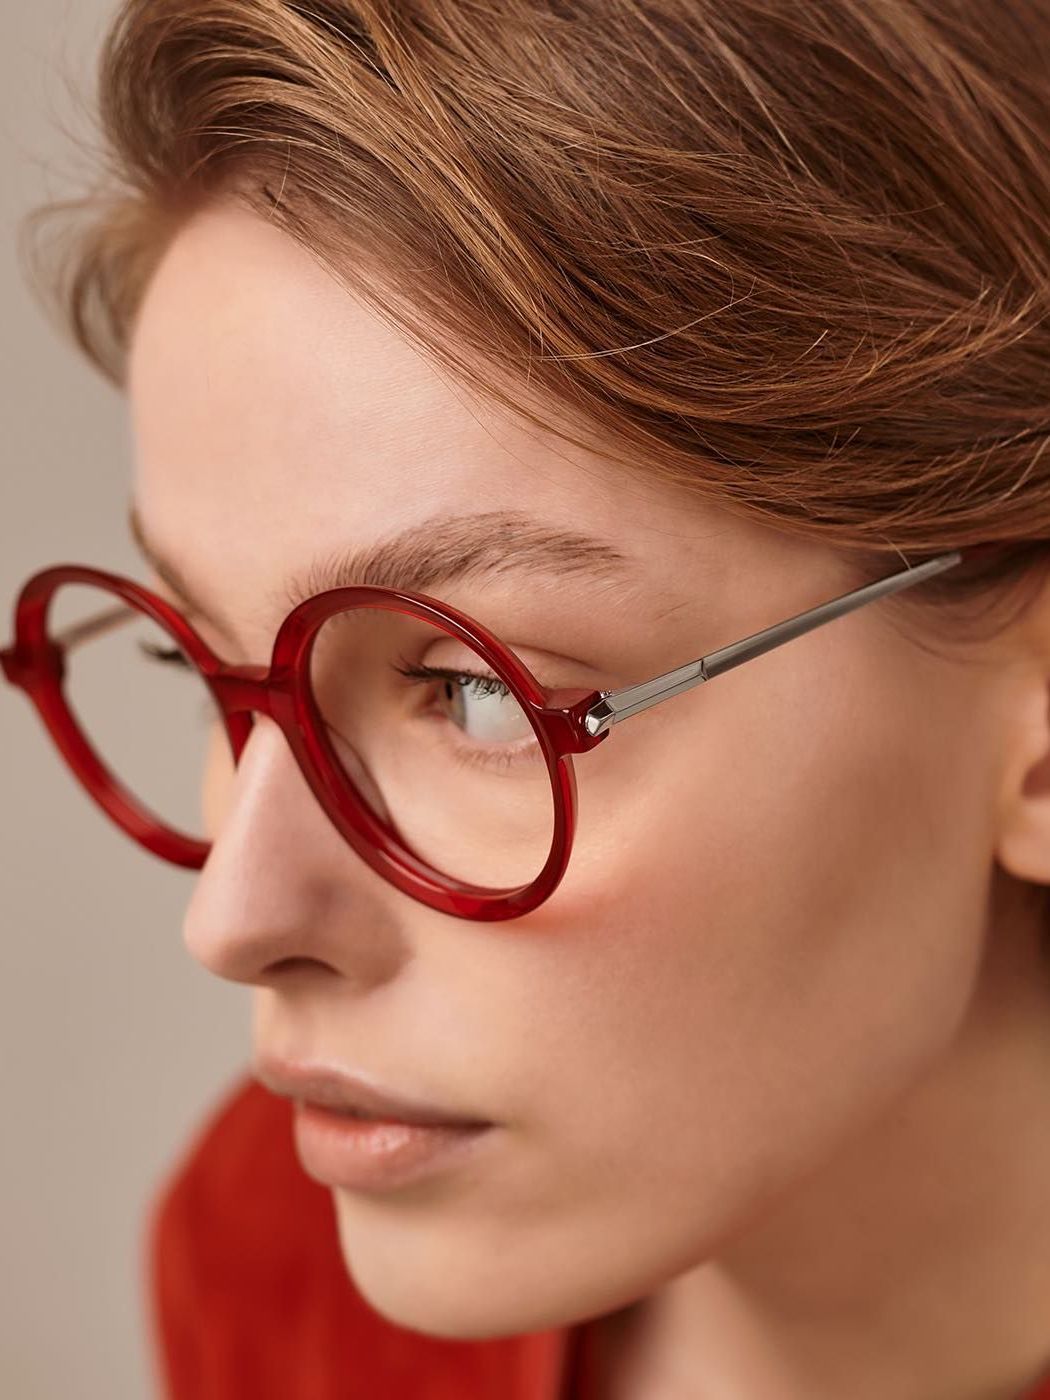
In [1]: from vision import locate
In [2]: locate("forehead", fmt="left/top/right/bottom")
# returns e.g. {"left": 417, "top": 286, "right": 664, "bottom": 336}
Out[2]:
{"left": 125, "top": 202, "right": 808, "bottom": 638}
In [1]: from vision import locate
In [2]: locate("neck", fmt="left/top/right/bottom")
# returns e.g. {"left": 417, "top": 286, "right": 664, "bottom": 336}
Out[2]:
{"left": 599, "top": 893, "right": 1050, "bottom": 1400}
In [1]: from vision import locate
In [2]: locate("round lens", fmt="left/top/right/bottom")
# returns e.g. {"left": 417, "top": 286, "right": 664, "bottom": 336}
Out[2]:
{"left": 308, "top": 605, "right": 557, "bottom": 891}
{"left": 49, "top": 582, "right": 232, "bottom": 845}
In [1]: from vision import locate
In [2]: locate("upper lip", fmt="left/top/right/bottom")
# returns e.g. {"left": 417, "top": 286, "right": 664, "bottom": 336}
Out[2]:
{"left": 252, "top": 1054, "right": 493, "bottom": 1128}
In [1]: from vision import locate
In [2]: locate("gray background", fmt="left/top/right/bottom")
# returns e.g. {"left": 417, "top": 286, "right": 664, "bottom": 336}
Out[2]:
{"left": 1, "top": 5, "right": 249, "bottom": 1396}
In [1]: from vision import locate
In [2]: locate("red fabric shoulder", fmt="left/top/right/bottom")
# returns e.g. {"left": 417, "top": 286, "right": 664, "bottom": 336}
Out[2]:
{"left": 143, "top": 1070, "right": 579, "bottom": 1400}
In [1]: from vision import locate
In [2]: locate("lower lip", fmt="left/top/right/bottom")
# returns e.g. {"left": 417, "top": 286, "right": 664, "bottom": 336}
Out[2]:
{"left": 292, "top": 1101, "right": 495, "bottom": 1191}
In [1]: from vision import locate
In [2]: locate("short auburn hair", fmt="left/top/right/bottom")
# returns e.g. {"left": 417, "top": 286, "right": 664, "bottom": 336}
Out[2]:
{"left": 20, "top": 0, "right": 1050, "bottom": 641}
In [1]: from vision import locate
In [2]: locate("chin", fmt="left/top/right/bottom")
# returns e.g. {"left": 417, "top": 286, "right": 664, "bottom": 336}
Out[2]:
{"left": 329, "top": 1190, "right": 580, "bottom": 1341}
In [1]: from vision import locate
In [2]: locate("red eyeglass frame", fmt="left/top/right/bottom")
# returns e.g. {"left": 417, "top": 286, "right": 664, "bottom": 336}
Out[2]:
{"left": 0, "top": 563, "right": 607, "bottom": 922}
{"left": 0, "top": 543, "right": 1008, "bottom": 923}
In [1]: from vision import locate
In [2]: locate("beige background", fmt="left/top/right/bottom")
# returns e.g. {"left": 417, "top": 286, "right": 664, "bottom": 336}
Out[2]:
{"left": 1, "top": 5, "right": 250, "bottom": 1396}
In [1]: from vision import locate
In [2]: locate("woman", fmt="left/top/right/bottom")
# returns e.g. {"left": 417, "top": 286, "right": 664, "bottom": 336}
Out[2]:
{"left": 8, "top": 1, "right": 1050, "bottom": 1395}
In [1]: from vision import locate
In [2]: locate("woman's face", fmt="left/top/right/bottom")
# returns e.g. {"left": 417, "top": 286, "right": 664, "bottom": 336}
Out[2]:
{"left": 127, "top": 200, "right": 1006, "bottom": 1339}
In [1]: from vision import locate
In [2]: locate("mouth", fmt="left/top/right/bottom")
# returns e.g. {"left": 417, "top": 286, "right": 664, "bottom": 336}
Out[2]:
{"left": 292, "top": 1100, "right": 496, "bottom": 1192}
{"left": 252, "top": 1053, "right": 494, "bottom": 1129}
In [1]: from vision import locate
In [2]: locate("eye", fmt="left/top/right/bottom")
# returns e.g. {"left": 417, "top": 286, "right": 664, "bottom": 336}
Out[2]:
{"left": 391, "top": 660, "right": 542, "bottom": 770}
{"left": 138, "top": 640, "right": 192, "bottom": 670}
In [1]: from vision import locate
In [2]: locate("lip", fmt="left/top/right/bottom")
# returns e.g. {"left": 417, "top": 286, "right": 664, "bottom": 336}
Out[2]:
{"left": 252, "top": 1054, "right": 494, "bottom": 1128}
{"left": 292, "top": 1101, "right": 495, "bottom": 1192}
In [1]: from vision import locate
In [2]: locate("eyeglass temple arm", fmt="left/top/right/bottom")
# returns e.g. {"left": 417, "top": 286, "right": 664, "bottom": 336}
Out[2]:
{"left": 582, "top": 550, "right": 964, "bottom": 739}
{"left": 2, "top": 604, "right": 132, "bottom": 688}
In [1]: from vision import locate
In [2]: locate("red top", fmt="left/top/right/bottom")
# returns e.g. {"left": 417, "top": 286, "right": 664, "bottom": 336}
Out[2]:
{"left": 144, "top": 1071, "right": 1050, "bottom": 1400}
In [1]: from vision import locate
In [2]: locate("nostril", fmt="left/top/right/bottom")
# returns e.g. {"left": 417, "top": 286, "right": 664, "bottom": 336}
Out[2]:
{"left": 266, "top": 956, "right": 333, "bottom": 976}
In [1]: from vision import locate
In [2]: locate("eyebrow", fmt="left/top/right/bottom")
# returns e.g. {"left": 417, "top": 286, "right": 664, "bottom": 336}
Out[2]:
{"left": 127, "top": 499, "right": 638, "bottom": 640}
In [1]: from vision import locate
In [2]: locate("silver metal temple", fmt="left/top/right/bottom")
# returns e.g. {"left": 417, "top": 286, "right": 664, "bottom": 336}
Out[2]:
{"left": 583, "top": 550, "right": 963, "bottom": 738}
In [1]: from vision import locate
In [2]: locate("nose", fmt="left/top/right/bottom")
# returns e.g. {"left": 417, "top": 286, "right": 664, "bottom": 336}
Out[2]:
{"left": 182, "top": 713, "right": 407, "bottom": 989}
{"left": 212, "top": 661, "right": 394, "bottom": 824}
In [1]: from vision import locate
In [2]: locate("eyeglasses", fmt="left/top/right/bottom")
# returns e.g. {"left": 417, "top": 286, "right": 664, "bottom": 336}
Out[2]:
{"left": 1, "top": 546, "right": 988, "bottom": 922}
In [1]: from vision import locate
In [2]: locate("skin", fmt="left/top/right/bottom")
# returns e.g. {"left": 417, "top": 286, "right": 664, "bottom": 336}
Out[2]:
{"left": 126, "top": 199, "right": 1050, "bottom": 1400}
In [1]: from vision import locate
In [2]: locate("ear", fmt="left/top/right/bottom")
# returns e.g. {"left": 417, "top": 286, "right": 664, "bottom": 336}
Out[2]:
{"left": 994, "top": 657, "right": 1050, "bottom": 888}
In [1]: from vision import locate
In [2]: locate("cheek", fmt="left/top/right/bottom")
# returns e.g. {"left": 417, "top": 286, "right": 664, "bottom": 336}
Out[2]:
{"left": 492, "top": 646, "right": 991, "bottom": 1286}
{"left": 189, "top": 626, "right": 994, "bottom": 1339}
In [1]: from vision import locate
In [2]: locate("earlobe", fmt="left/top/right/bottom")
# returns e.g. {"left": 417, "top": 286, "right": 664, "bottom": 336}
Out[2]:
{"left": 993, "top": 676, "right": 1050, "bottom": 888}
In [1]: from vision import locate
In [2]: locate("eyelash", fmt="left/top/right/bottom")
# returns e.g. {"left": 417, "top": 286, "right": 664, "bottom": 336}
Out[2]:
{"left": 136, "top": 644, "right": 540, "bottom": 773}
{"left": 391, "top": 660, "right": 540, "bottom": 773}
{"left": 139, "top": 641, "right": 192, "bottom": 668}
{"left": 392, "top": 660, "right": 509, "bottom": 699}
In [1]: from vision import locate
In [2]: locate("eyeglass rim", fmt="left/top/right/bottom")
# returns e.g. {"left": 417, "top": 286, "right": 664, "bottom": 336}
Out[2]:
{"left": 0, "top": 542, "right": 1003, "bottom": 921}
{"left": 1, "top": 563, "right": 599, "bottom": 922}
